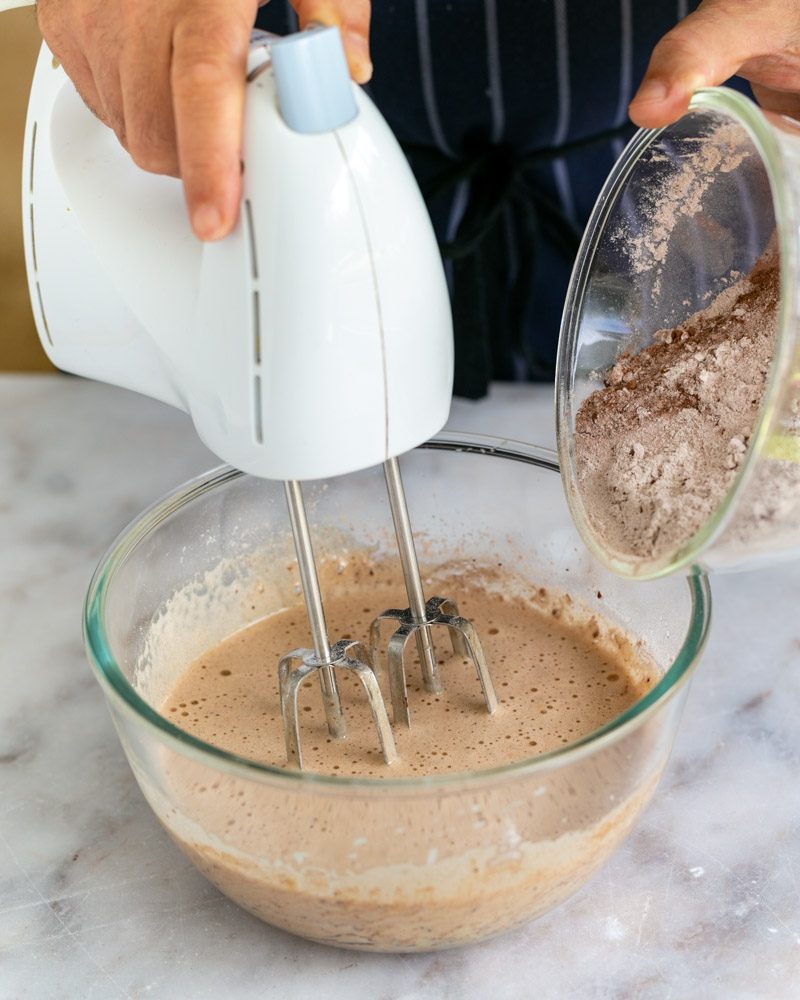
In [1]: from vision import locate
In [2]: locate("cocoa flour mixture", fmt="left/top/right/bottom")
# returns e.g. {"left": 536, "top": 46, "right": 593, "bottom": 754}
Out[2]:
{"left": 574, "top": 253, "right": 779, "bottom": 562}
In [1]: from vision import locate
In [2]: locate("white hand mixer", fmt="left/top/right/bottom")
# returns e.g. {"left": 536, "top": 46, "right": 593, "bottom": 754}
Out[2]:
{"left": 20, "top": 25, "right": 497, "bottom": 767}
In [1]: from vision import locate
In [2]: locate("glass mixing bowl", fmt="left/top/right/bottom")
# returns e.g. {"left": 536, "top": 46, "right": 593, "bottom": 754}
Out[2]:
{"left": 557, "top": 87, "right": 800, "bottom": 579}
{"left": 84, "top": 434, "right": 710, "bottom": 951}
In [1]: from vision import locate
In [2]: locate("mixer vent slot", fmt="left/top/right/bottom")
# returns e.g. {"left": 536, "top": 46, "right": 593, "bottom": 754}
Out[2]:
{"left": 29, "top": 121, "right": 37, "bottom": 194}
{"left": 36, "top": 284, "right": 52, "bottom": 346}
{"left": 252, "top": 290, "right": 261, "bottom": 365}
{"left": 29, "top": 204, "right": 38, "bottom": 273}
{"left": 27, "top": 122, "right": 53, "bottom": 346}
{"left": 244, "top": 199, "right": 258, "bottom": 279}
{"left": 253, "top": 375, "right": 264, "bottom": 443}
{"left": 245, "top": 197, "right": 264, "bottom": 444}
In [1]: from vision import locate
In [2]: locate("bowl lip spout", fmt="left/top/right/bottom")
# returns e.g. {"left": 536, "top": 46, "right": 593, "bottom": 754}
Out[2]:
{"left": 83, "top": 432, "right": 711, "bottom": 792}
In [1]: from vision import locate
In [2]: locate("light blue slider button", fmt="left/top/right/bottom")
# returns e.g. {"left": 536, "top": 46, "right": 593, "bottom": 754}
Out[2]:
{"left": 270, "top": 27, "right": 358, "bottom": 134}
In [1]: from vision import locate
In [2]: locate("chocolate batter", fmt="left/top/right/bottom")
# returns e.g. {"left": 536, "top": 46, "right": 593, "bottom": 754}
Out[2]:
{"left": 162, "top": 562, "right": 654, "bottom": 776}
{"left": 148, "top": 558, "right": 664, "bottom": 949}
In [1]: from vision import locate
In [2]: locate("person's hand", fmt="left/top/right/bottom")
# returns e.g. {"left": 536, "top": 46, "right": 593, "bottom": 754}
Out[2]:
{"left": 37, "top": 0, "right": 371, "bottom": 241}
{"left": 629, "top": 0, "right": 800, "bottom": 127}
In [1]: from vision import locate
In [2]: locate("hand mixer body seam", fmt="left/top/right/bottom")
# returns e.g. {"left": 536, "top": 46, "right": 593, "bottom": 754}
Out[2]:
{"left": 330, "top": 117, "right": 497, "bottom": 727}
{"left": 333, "top": 130, "right": 390, "bottom": 461}
{"left": 331, "top": 129, "right": 442, "bottom": 694}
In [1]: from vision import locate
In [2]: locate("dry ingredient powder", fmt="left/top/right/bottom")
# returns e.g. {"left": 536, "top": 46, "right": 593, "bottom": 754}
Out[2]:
{"left": 616, "top": 122, "right": 750, "bottom": 290}
{"left": 574, "top": 252, "right": 780, "bottom": 562}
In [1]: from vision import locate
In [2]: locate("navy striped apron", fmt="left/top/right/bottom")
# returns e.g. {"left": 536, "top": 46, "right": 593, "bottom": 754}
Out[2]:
{"left": 257, "top": 1, "right": 750, "bottom": 397}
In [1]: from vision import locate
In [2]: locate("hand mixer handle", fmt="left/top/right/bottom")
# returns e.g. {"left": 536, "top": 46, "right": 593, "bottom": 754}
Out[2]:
{"left": 23, "top": 27, "right": 453, "bottom": 480}
{"left": 22, "top": 42, "right": 196, "bottom": 409}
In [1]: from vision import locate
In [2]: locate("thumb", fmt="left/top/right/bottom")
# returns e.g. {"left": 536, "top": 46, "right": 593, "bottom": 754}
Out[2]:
{"left": 629, "top": 0, "right": 785, "bottom": 128}
{"left": 292, "top": 0, "right": 372, "bottom": 84}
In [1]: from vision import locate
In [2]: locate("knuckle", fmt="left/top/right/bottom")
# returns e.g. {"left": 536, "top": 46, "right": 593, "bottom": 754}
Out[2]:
{"left": 128, "top": 132, "right": 176, "bottom": 173}
{"left": 175, "top": 14, "right": 248, "bottom": 56}
{"left": 657, "top": 22, "right": 708, "bottom": 61}
{"left": 82, "top": 94, "right": 117, "bottom": 133}
{"left": 656, "top": 29, "right": 703, "bottom": 60}
{"left": 173, "top": 14, "right": 249, "bottom": 75}
{"left": 181, "top": 153, "right": 232, "bottom": 185}
{"left": 177, "top": 57, "right": 234, "bottom": 92}
{"left": 130, "top": 146, "right": 173, "bottom": 174}
{"left": 93, "top": 91, "right": 126, "bottom": 139}
{"left": 84, "top": 99, "right": 105, "bottom": 124}
{"left": 110, "top": 117, "right": 128, "bottom": 148}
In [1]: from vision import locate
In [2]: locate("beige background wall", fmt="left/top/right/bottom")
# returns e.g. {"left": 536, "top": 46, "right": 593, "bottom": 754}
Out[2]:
{"left": 1, "top": 8, "right": 51, "bottom": 371}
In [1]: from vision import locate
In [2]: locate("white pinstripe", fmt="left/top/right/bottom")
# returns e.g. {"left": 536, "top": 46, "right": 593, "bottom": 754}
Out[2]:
{"left": 552, "top": 0, "right": 576, "bottom": 224}
{"left": 446, "top": 180, "right": 470, "bottom": 243}
{"left": 552, "top": 159, "right": 576, "bottom": 223}
{"left": 552, "top": 0, "right": 571, "bottom": 146}
{"left": 615, "top": 0, "right": 633, "bottom": 126}
{"left": 415, "top": 0, "right": 455, "bottom": 157}
{"left": 502, "top": 205, "right": 518, "bottom": 284}
{"left": 483, "top": 0, "right": 505, "bottom": 144}
{"left": 443, "top": 179, "right": 470, "bottom": 293}
{"left": 678, "top": 0, "right": 689, "bottom": 18}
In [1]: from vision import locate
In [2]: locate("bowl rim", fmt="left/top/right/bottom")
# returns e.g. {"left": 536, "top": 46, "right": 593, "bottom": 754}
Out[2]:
{"left": 83, "top": 432, "right": 712, "bottom": 792}
{"left": 555, "top": 85, "right": 798, "bottom": 580}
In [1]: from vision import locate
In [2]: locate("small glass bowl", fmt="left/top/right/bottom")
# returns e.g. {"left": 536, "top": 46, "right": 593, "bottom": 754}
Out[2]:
{"left": 84, "top": 434, "right": 710, "bottom": 951}
{"left": 557, "top": 87, "right": 800, "bottom": 579}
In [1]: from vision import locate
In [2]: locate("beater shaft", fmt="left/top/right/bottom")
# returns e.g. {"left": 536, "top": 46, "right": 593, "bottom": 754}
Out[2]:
{"left": 371, "top": 457, "right": 497, "bottom": 729}
{"left": 284, "top": 480, "right": 345, "bottom": 739}
{"left": 383, "top": 457, "right": 441, "bottom": 693}
{"left": 281, "top": 481, "right": 397, "bottom": 769}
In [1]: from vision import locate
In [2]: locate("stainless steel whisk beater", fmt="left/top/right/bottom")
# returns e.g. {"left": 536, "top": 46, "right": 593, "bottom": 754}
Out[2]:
{"left": 278, "top": 480, "right": 397, "bottom": 769}
{"left": 371, "top": 457, "right": 498, "bottom": 727}
{"left": 278, "top": 459, "right": 497, "bottom": 768}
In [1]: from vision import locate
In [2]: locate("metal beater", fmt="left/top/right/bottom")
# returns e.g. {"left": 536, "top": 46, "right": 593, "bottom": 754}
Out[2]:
{"left": 278, "top": 479, "right": 398, "bottom": 769}
{"left": 371, "top": 457, "right": 497, "bottom": 728}
{"left": 278, "top": 457, "right": 497, "bottom": 768}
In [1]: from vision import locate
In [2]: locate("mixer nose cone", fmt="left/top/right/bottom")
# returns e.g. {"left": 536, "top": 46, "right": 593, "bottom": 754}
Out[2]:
{"left": 270, "top": 27, "right": 358, "bottom": 134}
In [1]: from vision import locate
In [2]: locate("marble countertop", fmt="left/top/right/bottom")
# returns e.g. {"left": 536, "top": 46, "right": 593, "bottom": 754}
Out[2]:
{"left": 1, "top": 374, "right": 799, "bottom": 999}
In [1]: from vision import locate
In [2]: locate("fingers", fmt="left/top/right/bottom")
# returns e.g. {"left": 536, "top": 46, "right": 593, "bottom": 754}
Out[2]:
{"left": 292, "top": 0, "right": 372, "bottom": 83}
{"left": 629, "top": 0, "right": 791, "bottom": 128}
{"left": 37, "top": 1, "right": 106, "bottom": 127}
{"left": 171, "top": 3, "right": 255, "bottom": 240}
{"left": 38, "top": 0, "right": 368, "bottom": 243}
{"left": 119, "top": 34, "right": 179, "bottom": 175}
